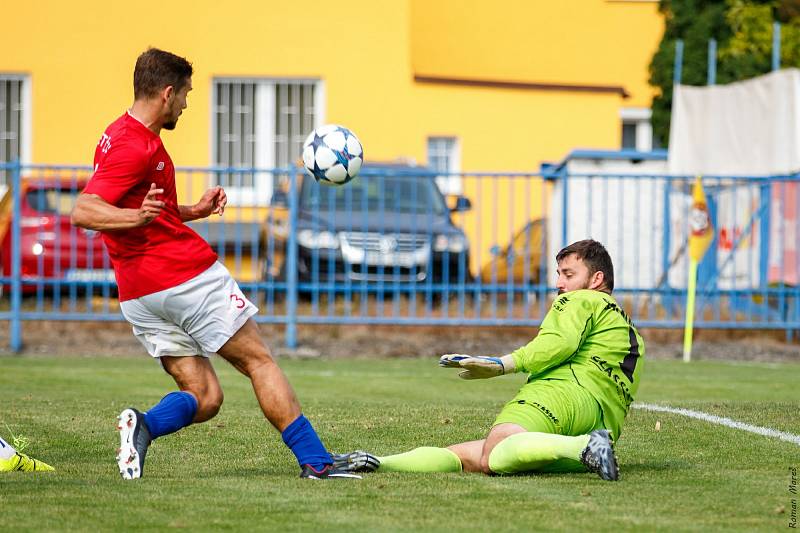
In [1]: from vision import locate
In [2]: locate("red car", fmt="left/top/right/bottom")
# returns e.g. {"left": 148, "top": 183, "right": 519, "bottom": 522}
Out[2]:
{"left": 0, "top": 177, "right": 114, "bottom": 295}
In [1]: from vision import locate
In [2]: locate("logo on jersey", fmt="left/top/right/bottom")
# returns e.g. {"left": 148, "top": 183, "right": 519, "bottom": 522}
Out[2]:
{"left": 590, "top": 355, "right": 634, "bottom": 406}
{"left": 98, "top": 133, "right": 111, "bottom": 154}
{"left": 156, "top": 161, "right": 165, "bottom": 171}
{"left": 603, "top": 299, "right": 633, "bottom": 326}
{"left": 553, "top": 295, "right": 569, "bottom": 312}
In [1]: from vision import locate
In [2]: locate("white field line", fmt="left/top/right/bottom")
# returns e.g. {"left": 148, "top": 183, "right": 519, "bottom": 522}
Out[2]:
{"left": 633, "top": 403, "right": 800, "bottom": 446}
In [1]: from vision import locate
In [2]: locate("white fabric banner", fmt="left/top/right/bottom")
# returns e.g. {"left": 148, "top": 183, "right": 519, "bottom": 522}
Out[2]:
{"left": 668, "top": 68, "right": 800, "bottom": 176}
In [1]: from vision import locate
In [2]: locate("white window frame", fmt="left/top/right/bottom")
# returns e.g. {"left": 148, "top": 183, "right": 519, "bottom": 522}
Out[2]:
{"left": 620, "top": 107, "right": 654, "bottom": 152}
{"left": 427, "top": 136, "right": 461, "bottom": 195}
{"left": 0, "top": 74, "right": 31, "bottom": 193}
{"left": 211, "top": 78, "right": 324, "bottom": 206}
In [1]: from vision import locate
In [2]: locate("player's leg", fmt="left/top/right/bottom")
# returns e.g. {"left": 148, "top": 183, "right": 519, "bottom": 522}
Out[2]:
{"left": 332, "top": 417, "right": 522, "bottom": 475}
{"left": 487, "top": 432, "right": 591, "bottom": 475}
{"left": 477, "top": 423, "right": 528, "bottom": 474}
{"left": 216, "top": 319, "right": 358, "bottom": 479}
{"left": 446, "top": 439, "right": 484, "bottom": 473}
{"left": 489, "top": 430, "right": 617, "bottom": 480}
{"left": 484, "top": 380, "right": 618, "bottom": 480}
{"left": 0, "top": 433, "right": 54, "bottom": 472}
{"left": 117, "top": 293, "right": 222, "bottom": 479}
{"left": 216, "top": 319, "right": 300, "bottom": 430}
{"left": 161, "top": 263, "right": 356, "bottom": 478}
{"left": 159, "top": 356, "right": 223, "bottom": 424}
{"left": 334, "top": 434, "right": 506, "bottom": 474}
{"left": 334, "top": 443, "right": 468, "bottom": 473}
{"left": 116, "top": 357, "right": 218, "bottom": 480}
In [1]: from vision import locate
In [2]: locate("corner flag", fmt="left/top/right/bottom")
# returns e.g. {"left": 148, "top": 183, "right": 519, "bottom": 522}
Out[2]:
{"left": 688, "top": 176, "right": 714, "bottom": 262}
{"left": 683, "top": 176, "right": 714, "bottom": 362}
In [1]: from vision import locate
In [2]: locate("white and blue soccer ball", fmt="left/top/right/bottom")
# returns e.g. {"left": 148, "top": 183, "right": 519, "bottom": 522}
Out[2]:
{"left": 302, "top": 124, "right": 363, "bottom": 185}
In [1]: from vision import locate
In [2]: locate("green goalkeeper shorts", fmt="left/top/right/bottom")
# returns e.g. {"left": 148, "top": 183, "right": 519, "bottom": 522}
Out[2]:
{"left": 493, "top": 378, "right": 605, "bottom": 436}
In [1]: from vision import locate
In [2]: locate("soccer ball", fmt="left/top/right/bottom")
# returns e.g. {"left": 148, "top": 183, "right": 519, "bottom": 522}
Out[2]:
{"left": 301, "top": 124, "right": 363, "bottom": 185}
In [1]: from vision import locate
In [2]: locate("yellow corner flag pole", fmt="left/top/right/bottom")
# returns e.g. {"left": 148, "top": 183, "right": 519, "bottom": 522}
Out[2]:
{"left": 682, "top": 259, "right": 699, "bottom": 362}
{"left": 683, "top": 176, "right": 714, "bottom": 363}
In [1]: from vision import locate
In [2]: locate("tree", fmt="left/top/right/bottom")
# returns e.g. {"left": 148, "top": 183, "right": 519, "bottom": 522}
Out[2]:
{"left": 649, "top": 0, "right": 800, "bottom": 146}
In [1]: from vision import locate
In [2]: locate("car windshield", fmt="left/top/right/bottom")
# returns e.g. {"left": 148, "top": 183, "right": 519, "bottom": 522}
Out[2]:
{"left": 300, "top": 175, "right": 447, "bottom": 215}
{"left": 26, "top": 188, "right": 80, "bottom": 216}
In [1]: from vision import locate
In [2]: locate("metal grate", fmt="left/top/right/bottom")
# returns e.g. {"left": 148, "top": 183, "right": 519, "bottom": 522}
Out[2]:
{"left": 213, "top": 79, "right": 318, "bottom": 204}
{"left": 214, "top": 81, "right": 257, "bottom": 189}
{"left": 0, "top": 76, "right": 24, "bottom": 187}
{"left": 341, "top": 232, "right": 430, "bottom": 253}
{"left": 275, "top": 82, "right": 316, "bottom": 169}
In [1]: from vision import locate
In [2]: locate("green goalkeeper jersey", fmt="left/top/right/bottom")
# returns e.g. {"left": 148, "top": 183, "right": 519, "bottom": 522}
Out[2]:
{"left": 510, "top": 289, "right": 645, "bottom": 438}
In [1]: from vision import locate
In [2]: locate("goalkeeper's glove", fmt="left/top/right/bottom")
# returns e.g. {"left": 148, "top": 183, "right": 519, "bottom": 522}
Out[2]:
{"left": 439, "top": 354, "right": 516, "bottom": 380}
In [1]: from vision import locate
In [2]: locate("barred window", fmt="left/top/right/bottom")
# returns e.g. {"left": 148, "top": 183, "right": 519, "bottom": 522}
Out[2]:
{"left": 427, "top": 136, "right": 461, "bottom": 195}
{"left": 620, "top": 107, "right": 659, "bottom": 151}
{"left": 0, "top": 75, "right": 30, "bottom": 190}
{"left": 213, "top": 79, "right": 321, "bottom": 205}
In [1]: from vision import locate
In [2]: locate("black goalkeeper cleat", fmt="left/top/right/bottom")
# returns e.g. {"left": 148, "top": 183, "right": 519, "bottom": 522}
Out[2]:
{"left": 116, "top": 408, "right": 152, "bottom": 480}
{"left": 580, "top": 429, "right": 619, "bottom": 481}
{"left": 331, "top": 451, "right": 381, "bottom": 473}
{"left": 300, "top": 464, "right": 362, "bottom": 479}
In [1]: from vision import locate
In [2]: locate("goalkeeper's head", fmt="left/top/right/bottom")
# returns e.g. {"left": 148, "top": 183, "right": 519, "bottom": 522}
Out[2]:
{"left": 555, "top": 239, "right": 614, "bottom": 295}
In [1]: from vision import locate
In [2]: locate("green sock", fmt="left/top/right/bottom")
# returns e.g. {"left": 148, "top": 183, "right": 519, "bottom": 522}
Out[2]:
{"left": 488, "top": 432, "right": 591, "bottom": 475}
{"left": 377, "top": 447, "right": 462, "bottom": 473}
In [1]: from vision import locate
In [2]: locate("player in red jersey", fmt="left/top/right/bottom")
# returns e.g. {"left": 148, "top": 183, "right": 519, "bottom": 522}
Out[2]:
{"left": 71, "top": 48, "right": 358, "bottom": 480}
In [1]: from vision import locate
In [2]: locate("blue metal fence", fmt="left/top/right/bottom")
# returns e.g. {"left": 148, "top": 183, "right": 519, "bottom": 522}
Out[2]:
{"left": 1, "top": 161, "right": 798, "bottom": 352}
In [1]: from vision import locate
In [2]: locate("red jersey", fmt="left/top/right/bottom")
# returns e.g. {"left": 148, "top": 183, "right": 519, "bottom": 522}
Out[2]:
{"left": 83, "top": 112, "right": 217, "bottom": 301}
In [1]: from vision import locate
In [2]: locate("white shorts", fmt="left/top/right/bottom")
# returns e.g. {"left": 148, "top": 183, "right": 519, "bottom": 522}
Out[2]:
{"left": 120, "top": 262, "right": 259, "bottom": 358}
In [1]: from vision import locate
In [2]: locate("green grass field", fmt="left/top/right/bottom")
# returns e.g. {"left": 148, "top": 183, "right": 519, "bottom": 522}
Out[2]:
{"left": 0, "top": 355, "right": 798, "bottom": 532}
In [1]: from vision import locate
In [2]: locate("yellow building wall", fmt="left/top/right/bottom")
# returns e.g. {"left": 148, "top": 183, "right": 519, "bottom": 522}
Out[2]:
{"left": 1, "top": 0, "right": 663, "bottom": 275}
{"left": 1, "top": 0, "right": 417, "bottom": 168}
{"left": 411, "top": 0, "right": 663, "bottom": 107}
{"left": 405, "top": 0, "right": 663, "bottom": 271}
{"left": 408, "top": 83, "right": 621, "bottom": 271}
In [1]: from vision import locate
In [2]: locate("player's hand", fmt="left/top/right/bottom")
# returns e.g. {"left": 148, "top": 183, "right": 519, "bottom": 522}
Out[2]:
{"left": 195, "top": 186, "right": 227, "bottom": 217}
{"left": 138, "top": 183, "right": 165, "bottom": 225}
{"left": 439, "top": 354, "right": 516, "bottom": 380}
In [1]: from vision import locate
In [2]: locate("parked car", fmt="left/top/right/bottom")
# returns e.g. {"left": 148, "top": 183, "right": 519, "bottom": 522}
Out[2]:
{"left": 0, "top": 178, "right": 113, "bottom": 294}
{"left": 264, "top": 166, "right": 472, "bottom": 286}
{"left": 480, "top": 218, "right": 547, "bottom": 286}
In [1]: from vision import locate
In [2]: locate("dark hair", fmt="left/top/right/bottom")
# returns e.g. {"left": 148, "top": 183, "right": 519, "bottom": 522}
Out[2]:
{"left": 133, "top": 48, "right": 193, "bottom": 100}
{"left": 556, "top": 239, "right": 614, "bottom": 292}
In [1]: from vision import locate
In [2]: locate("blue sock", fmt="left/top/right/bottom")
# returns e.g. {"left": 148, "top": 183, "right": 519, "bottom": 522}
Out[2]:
{"left": 281, "top": 415, "right": 332, "bottom": 469}
{"left": 143, "top": 391, "right": 198, "bottom": 440}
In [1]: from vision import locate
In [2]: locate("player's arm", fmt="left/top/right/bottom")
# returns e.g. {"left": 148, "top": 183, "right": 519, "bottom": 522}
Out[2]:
{"left": 179, "top": 186, "right": 227, "bottom": 222}
{"left": 440, "top": 293, "right": 595, "bottom": 380}
{"left": 71, "top": 183, "right": 165, "bottom": 230}
{"left": 510, "top": 294, "right": 595, "bottom": 376}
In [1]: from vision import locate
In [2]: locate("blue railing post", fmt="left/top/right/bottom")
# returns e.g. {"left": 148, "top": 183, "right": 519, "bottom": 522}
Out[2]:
{"left": 773, "top": 22, "right": 781, "bottom": 71}
{"left": 674, "top": 40, "right": 684, "bottom": 85}
{"left": 708, "top": 39, "right": 717, "bottom": 85}
{"left": 285, "top": 167, "right": 299, "bottom": 349}
{"left": 560, "top": 165, "right": 568, "bottom": 248}
{"left": 10, "top": 161, "right": 23, "bottom": 352}
{"left": 661, "top": 178, "right": 672, "bottom": 312}
{"left": 758, "top": 183, "right": 771, "bottom": 289}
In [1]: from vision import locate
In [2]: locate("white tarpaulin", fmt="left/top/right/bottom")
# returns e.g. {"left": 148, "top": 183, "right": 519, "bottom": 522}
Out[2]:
{"left": 669, "top": 69, "right": 800, "bottom": 287}
{"left": 547, "top": 155, "right": 767, "bottom": 291}
{"left": 668, "top": 68, "right": 800, "bottom": 176}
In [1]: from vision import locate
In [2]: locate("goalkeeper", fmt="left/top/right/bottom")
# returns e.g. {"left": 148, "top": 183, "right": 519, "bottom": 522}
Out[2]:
{"left": 335, "top": 239, "right": 644, "bottom": 481}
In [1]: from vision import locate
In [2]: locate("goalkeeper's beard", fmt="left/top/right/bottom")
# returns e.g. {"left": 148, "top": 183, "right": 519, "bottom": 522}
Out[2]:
{"left": 558, "top": 280, "right": 591, "bottom": 295}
